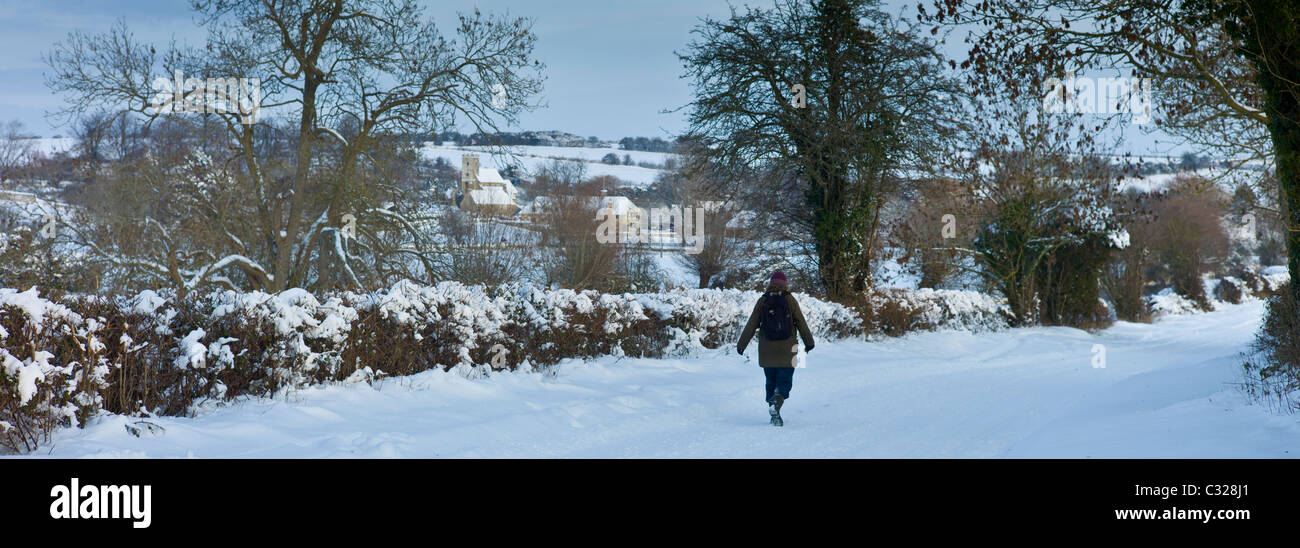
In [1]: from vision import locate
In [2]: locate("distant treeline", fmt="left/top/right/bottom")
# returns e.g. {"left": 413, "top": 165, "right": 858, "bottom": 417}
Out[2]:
{"left": 618, "top": 137, "right": 678, "bottom": 153}
{"left": 441, "top": 131, "right": 601, "bottom": 147}
{"left": 423, "top": 131, "right": 683, "bottom": 153}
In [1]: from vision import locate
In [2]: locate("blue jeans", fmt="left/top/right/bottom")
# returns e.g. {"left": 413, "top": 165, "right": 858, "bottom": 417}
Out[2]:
{"left": 764, "top": 367, "right": 794, "bottom": 403}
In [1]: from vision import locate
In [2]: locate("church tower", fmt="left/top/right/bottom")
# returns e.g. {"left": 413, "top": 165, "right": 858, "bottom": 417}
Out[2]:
{"left": 461, "top": 154, "right": 480, "bottom": 196}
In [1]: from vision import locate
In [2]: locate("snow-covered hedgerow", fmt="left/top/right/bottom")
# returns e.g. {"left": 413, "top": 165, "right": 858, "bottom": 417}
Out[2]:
{"left": 0, "top": 280, "right": 1018, "bottom": 452}
{"left": 859, "top": 287, "right": 1010, "bottom": 337}
{"left": 634, "top": 288, "right": 862, "bottom": 356}
{"left": 0, "top": 282, "right": 873, "bottom": 452}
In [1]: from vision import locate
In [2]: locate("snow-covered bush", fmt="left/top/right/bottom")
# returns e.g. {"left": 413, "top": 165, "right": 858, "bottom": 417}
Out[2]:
{"left": 0, "top": 289, "right": 109, "bottom": 453}
{"left": 1212, "top": 277, "right": 1245, "bottom": 305}
{"left": 1147, "top": 267, "right": 1290, "bottom": 319}
{"left": 859, "top": 288, "right": 1010, "bottom": 336}
{"left": 1146, "top": 287, "right": 1201, "bottom": 318}
{"left": 1258, "top": 266, "right": 1291, "bottom": 297}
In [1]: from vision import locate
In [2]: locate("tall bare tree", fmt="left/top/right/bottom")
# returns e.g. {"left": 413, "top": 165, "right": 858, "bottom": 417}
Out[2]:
{"left": 45, "top": 0, "right": 544, "bottom": 294}
{"left": 671, "top": 144, "right": 752, "bottom": 288}
{"left": 0, "top": 120, "right": 33, "bottom": 187}
{"left": 539, "top": 181, "right": 623, "bottom": 291}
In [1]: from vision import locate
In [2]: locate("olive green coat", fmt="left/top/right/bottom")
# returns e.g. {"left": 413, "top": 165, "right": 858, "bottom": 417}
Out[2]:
{"left": 737, "top": 290, "right": 815, "bottom": 367}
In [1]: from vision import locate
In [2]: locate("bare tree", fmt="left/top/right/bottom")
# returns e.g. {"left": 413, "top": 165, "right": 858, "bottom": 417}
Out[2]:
{"left": 672, "top": 146, "right": 752, "bottom": 288}
{"left": 1147, "top": 176, "right": 1232, "bottom": 309}
{"left": 527, "top": 158, "right": 587, "bottom": 198}
{"left": 435, "top": 208, "right": 538, "bottom": 286}
{"left": 44, "top": 0, "right": 544, "bottom": 294}
{"left": 539, "top": 181, "right": 621, "bottom": 291}
{"left": 0, "top": 120, "right": 34, "bottom": 187}
{"left": 890, "top": 176, "right": 973, "bottom": 289}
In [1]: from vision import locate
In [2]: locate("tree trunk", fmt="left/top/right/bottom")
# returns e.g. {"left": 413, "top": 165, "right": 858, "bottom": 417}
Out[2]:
{"left": 806, "top": 155, "right": 863, "bottom": 302}
{"left": 274, "top": 78, "right": 319, "bottom": 292}
{"left": 1262, "top": 85, "right": 1300, "bottom": 309}
{"left": 1247, "top": 0, "right": 1300, "bottom": 310}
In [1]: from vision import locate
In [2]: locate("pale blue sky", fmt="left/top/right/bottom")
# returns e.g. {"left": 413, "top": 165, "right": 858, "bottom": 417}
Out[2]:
{"left": 0, "top": 0, "right": 1183, "bottom": 154}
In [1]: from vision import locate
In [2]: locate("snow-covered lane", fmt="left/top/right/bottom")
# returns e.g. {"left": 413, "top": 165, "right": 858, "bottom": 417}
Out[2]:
{"left": 23, "top": 301, "right": 1300, "bottom": 458}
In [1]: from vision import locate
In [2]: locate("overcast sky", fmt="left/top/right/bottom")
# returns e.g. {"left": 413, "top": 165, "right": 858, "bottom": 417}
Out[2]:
{"left": 0, "top": 0, "right": 1184, "bottom": 154}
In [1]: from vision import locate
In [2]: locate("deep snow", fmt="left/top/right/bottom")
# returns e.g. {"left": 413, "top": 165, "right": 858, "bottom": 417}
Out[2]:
{"left": 20, "top": 300, "right": 1298, "bottom": 458}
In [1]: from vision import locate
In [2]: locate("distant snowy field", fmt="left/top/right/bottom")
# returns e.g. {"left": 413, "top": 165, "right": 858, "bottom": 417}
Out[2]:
{"left": 13, "top": 137, "right": 76, "bottom": 157}
{"left": 421, "top": 143, "right": 673, "bottom": 187}
{"left": 15, "top": 138, "right": 675, "bottom": 187}
{"left": 21, "top": 300, "right": 1297, "bottom": 458}
{"left": 1116, "top": 166, "right": 1265, "bottom": 194}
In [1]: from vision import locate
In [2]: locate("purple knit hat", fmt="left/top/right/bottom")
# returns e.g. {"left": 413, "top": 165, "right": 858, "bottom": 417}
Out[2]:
{"left": 771, "top": 271, "right": 787, "bottom": 285}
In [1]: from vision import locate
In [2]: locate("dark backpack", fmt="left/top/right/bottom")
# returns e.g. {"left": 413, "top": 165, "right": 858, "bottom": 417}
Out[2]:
{"left": 761, "top": 291, "right": 793, "bottom": 341}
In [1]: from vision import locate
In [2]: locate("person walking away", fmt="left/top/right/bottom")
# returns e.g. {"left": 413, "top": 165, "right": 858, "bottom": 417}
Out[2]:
{"left": 736, "top": 271, "right": 815, "bottom": 426}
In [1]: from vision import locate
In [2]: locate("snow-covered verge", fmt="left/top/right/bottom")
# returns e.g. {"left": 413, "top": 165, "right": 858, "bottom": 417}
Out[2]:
{"left": 1146, "top": 268, "right": 1292, "bottom": 319}
{"left": 17, "top": 300, "right": 1296, "bottom": 458}
{"left": 0, "top": 282, "right": 874, "bottom": 453}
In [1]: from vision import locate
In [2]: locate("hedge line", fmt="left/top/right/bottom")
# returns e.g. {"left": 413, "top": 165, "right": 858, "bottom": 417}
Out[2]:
{"left": 1, "top": 281, "right": 1007, "bottom": 453}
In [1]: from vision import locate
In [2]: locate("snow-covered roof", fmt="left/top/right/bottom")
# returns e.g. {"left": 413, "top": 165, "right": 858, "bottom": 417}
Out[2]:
{"left": 468, "top": 187, "right": 517, "bottom": 206}
{"left": 521, "top": 195, "right": 640, "bottom": 216}
{"left": 477, "top": 167, "right": 509, "bottom": 185}
{"left": 600, "top": 196, "right": 637, "bottom": 216}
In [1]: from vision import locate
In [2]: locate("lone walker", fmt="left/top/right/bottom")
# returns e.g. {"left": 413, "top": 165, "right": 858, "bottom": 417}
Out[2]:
{"left": 737, "top": 271, "right": 815, "bottom": 426}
